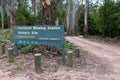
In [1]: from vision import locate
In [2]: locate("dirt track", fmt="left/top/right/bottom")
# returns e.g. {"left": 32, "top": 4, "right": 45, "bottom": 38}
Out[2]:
{"left": 66, "top": 36, "right": 120, "bottom": 80}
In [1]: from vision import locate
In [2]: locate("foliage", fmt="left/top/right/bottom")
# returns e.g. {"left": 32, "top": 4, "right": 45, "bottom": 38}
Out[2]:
{"left": 51, "top": 0, "right": 66, "bottom": 25}
{"left": 35, "top": 11, "right": 42, "bottom": 25}
{"left": 0, "top": 14, "right": 8, "bottom": 28}
{"left": 0, "top": 29, "right": 13, "bottom": 44}
{"left": 20, "top": 44, "right": 35, "bottom": 52}
{"left": 78, "top": 13, "right": 97, "bottom": 35}
{"left": 65, "top": 41, "right": 73, "bottom": 52}
{"left": 94, "top": 1, "right": 120, "bottom": 37}
{"left": 78, "top": 1, "right": 120, "bottom": 38}
{"left": 0, "top": 0, "right": 120, "bottom": 38}
{"left": 16, "top": 1, "right": 33, "bottom": 26}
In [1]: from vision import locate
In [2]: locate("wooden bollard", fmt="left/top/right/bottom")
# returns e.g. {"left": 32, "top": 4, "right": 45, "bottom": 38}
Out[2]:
{"left": 74, "top": 47, "right": 80, "bottom": 58}
{"left": 73, "top": 44, "right": 78, "bottom": 49}
{"left": 45, "top": 50, "right": 50, "bottom": 58}
{"left": 1, "top": 43, "right": 5, "bottom": 55}
{"left": 34, "top": 54, "right": 42, "bottom": 73}
{"left": 7, "top": 48, "right": 14, "bottom": 63}
{"left": 67, "top": 51, "right": 73, "bottom": 67}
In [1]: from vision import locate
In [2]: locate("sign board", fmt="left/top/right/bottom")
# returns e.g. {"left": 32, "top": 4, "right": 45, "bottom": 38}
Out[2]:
{"left": 12, "top": 25, "right": 65, "bottom": 63}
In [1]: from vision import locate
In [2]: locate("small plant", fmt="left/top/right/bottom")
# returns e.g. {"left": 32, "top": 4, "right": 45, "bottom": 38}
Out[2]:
{"left": 0, "top": 29, "right": 13, "bottom": 44}
{"left": 65, "top": 41, "right": 73, "bottom": 52}
{"left": 21, "top": 44, "right": 35, "bottom": 53}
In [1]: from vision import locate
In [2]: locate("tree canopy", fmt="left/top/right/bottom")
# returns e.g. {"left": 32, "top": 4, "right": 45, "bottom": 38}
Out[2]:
{"left": 0, "top": 0, "right": 120, "bottom": 38}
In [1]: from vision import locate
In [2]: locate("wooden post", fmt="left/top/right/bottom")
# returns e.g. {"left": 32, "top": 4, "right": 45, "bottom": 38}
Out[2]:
{"left": 74, "top": 47, "right": 80, "bottom": 58}
{"left": 7, "top": 48, "right": 14, "bottom": 63}
{"left": 45, "top": 50, "right": 50, "bottom": 58}
{"left": 34, "top": 54, "right": 42, "bottom": 73}
{"left": 67, "top": 51, "right": 73, "bottom": 67}
{"left": 1, "top": 43, "right": 5, "bottom": 55}
{"left": 73, "top": 44, "right": 78, "bottom": 49}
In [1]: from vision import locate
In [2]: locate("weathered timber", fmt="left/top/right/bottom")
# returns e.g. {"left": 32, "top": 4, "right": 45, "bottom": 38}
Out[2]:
{"left": 67, "top": 51, "right": 73, "bottom": 67}
{"left": 7, "top": 48, "right": 14, "bottom": 63}
{"left": 74, "top": 47, "right": 80, "bottom": 58}
{"left": 73, "top": 44, "right": 78, "bottom": 48}
{"left": 34, "top": 53, "right": 42, "bottom": 73}
{"left": 1, "top": 43, "right": 5, "bottom": 55}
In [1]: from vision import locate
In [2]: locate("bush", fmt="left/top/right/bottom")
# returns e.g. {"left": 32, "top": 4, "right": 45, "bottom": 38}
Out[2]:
{"left": 65, "top": 41, "right": 73, "bottom": 52}
{"left": 0, "top": 29, "right": 13, "bottom": 44}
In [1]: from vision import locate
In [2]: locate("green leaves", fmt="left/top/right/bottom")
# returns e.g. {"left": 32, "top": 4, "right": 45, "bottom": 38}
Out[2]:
{"left": 78, "top": 13, "right": 97, "bottom": 35}
{"left": 0, "top": 29, "right": 13, "bottom": 44}
{"left": 91, "top": 1, "right": 120, "bottom": 37}
{"left": 21, "top": 44, "right": 35, "bottom": 53}
{"left": 65, "top": 41, "right": 73, "bottom": 52}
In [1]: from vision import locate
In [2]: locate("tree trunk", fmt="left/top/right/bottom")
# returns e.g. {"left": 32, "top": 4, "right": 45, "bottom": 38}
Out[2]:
{"left": 0, "top": 0, "right": 4, "bottom": 35}
{"left": 75, "top": 0, "right": 83, "bottom": 36}
{"left": 66, "top": 0, "right": 70, "bottom": 35}
{"left": 31, "top": 0, "right": 38, "bottom": 16}
{"left": 42, "top": 0, "right": 52, "bottom": 25}
{"left": 71, "top": 0, "right": 75, "bottom": 36}
{"left": 41, "top": 0, "right": 54, "bottom": 56}
{"left": 5, "top": 0, "right": 16, "bottom": 27}
{"left": 84, "top": 0, "right": 89, "bottom": 37}
{"left": 1, "top": 7, "right": 4, "bottom": 34}
{"left": 66, "top": 0, "right": 74, "bottom": 36}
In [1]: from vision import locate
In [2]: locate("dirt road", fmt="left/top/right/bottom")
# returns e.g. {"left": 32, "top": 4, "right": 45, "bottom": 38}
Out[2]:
{"left": 66, "top": 36, "right": 120, "bottom": 79}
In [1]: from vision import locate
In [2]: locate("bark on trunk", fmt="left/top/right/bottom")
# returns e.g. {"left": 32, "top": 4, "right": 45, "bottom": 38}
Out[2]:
{"left": 75, "top": 0, "right": 83, "bottom": 36}
{"left": 42, "top": 0, "right": 52, "bottom": 25}
{"left": 66, "top": 0, "right": 70, "bottom": 35}
{"left": 0, "top": 0, "right": 4, "bottom": 34}
{"left": 1, "top": 7, "right": 4, "bottom": 34}
{"left": 84, "top": 0, "right": 89, "bottom": 37}
{"left": 5, "top": 0, "right": 16, "bottom": 27}
{"left": 31, "top": 0, "right": 38, "bottom": 16}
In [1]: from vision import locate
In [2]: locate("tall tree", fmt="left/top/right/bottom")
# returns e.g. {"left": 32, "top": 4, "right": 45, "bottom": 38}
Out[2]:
{"left": 16, "top": 0, "right": 31, "bottom": 25}
{"left": 66, "top": 0, "right": 74, "bottom": 35}
{"left": 84, "top": 0, "right": 89, "bottom": 37}
{"left": 75, "top": 0, "right": 83, "bottom": 35}
{"left": 66, "top": 0, "right": 70, "bottom": 35}
{"left": 5, "top": 0, "right": 16, "bottom": 27}
{"left": 0, "top": 0, "right": 4, "bottom": 34}
{"left": 31, "top": 0, "right": 38, "bottom": 16}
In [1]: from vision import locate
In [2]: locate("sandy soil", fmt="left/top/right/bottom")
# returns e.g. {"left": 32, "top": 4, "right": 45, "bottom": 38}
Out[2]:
{"left": 0, "top": 36, "right": 120, "bottom": 80}
{"left": 66, "top": 36, "right": 120, "bottom": 80}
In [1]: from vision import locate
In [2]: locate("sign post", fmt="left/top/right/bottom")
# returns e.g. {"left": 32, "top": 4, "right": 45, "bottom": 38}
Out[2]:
{"left": 12, "top": 25, "right": 65, "bottom": 63}
{"left": 14, "top": 44, "right": 18, "bottom": 56}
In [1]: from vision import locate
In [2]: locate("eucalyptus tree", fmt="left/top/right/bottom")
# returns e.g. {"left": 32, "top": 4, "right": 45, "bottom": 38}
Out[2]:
{"left": 41, "top": 0, "right": 52, "bottom": 25}
{"left": 66, "top": 0, "right": 70, "bottom": 35}
{"left": 4, "top": 0, "right": 17, "bottom": 27}
{"left": 66, "top": 0, "right": 75, "bottom": 35}
{"left": 0, "top": 0, "right": 4, "bottom": 34}
{"left": 74, "top": 0, "right": 83, "bottom": 35}
{"left": 31, "top": 0, "right": 38, "bottom": 16}
{"left": 84, "top": 0, "right": 89, "bottom": 36}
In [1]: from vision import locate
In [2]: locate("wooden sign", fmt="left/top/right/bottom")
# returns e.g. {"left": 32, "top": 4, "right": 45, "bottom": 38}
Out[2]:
{"left": 12, "top": 25, "right": 65, "bottom": 63}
